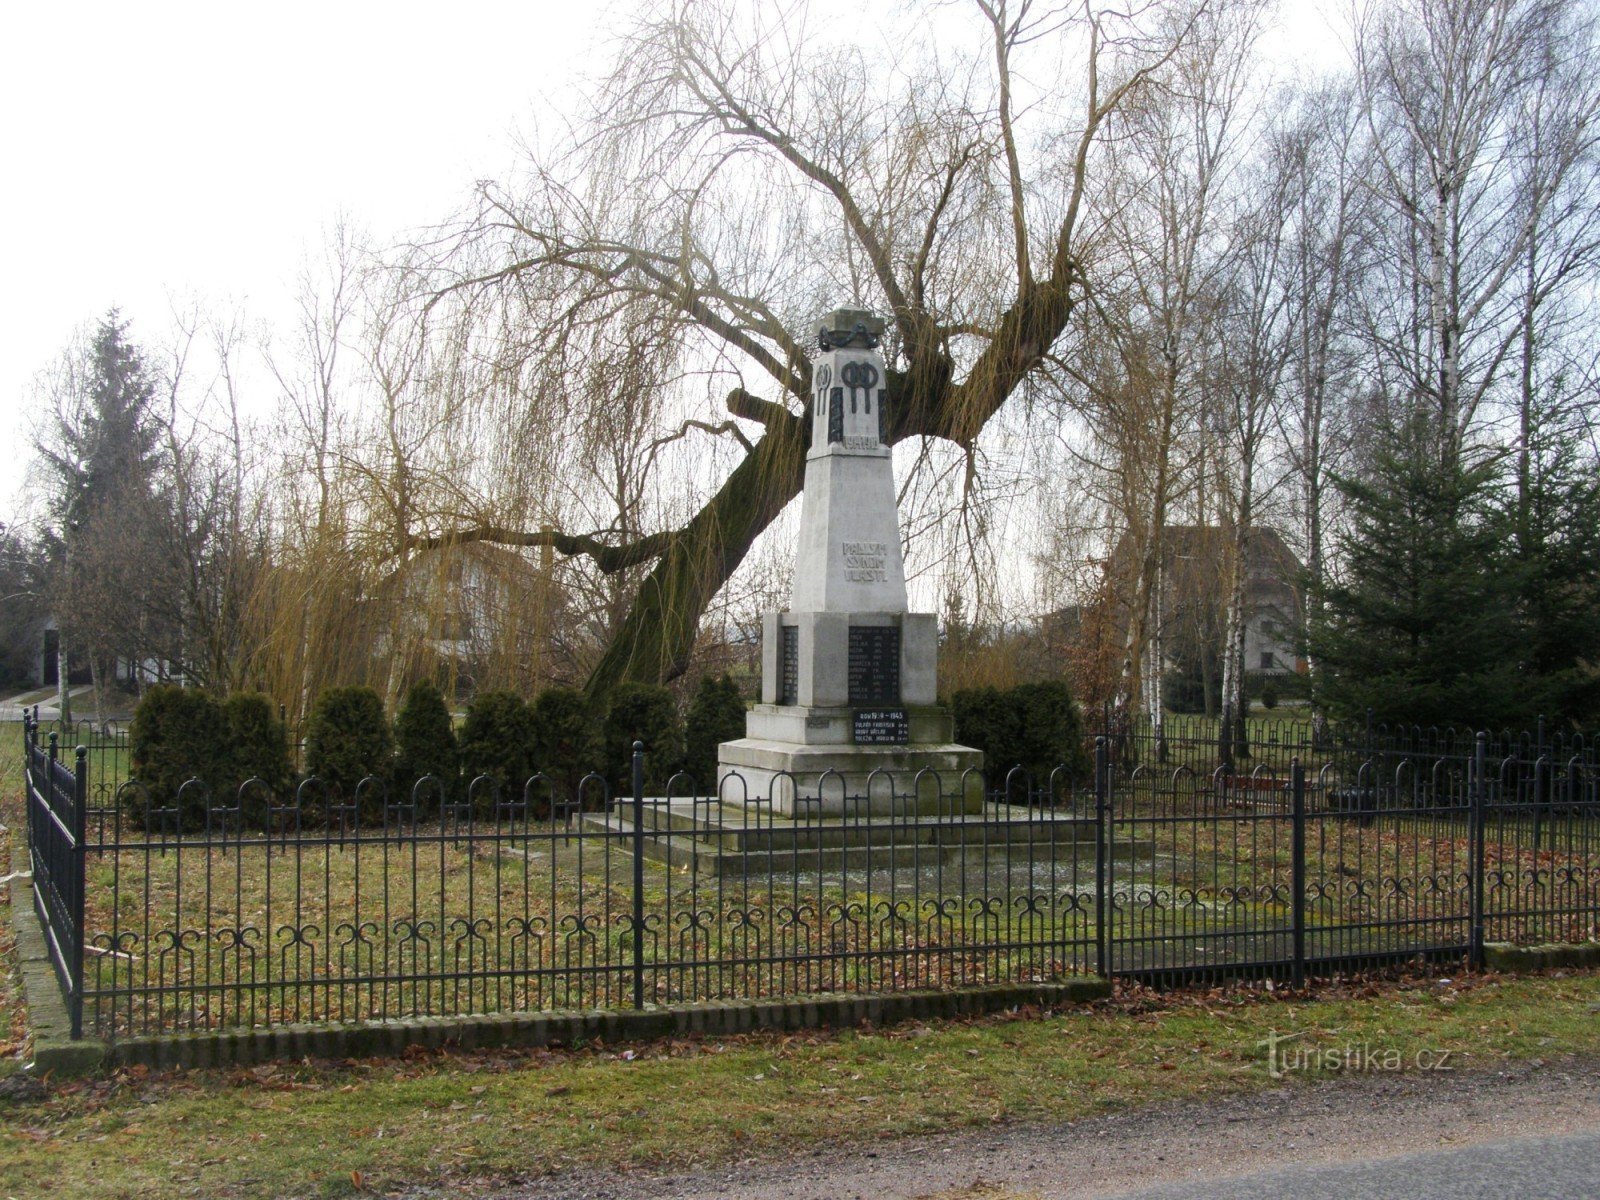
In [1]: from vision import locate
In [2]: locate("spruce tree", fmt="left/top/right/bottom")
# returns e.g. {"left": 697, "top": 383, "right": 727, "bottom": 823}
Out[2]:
{"left": 1507, "top": 392, "right": 1600, "bottom": 725}
{"left": 1309, "top": 420, "right": 1522, "bottom": 731}
{"left": 36, "top": 313, "right": 170, "bottom": 712}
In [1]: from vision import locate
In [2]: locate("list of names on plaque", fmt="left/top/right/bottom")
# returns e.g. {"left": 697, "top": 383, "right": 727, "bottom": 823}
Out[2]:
{"left": 847, "top": 624, "right": 901, "bottom": 705}
{"left": 780, "top": 625, "right": 799, "bottom": 705}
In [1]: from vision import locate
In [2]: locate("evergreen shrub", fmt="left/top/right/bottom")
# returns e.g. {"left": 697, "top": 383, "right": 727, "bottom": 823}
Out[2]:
{"left": 684, "top": 674, "right": 746, "bottom": 791}
{"left": 603, "top": 682, "right": 684, "bottom": 797}
{"left": 393, "top": 679, "right": 459, "bottom": 816}
{"left": 952, "top": 679, "right": 1090, "bottom": 799}
{"left": 458, "top": 690, "right": 537, "bottom": 816}
{"left": 530, "top": 687, "right": 602, "bottom": 814}
{"left": 222, "top": 692, "right": 292, "bottom": 826}
{"left": 128, "top": 684, "right": 228, "bottom": 830}
{"left": 304, "top": 686, "right": 392, "bottom": 822}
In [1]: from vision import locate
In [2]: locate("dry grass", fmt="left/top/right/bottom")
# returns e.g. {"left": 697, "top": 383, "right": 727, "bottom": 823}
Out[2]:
{"left": 78, "top": 824, "right": 1097, "bottom": 1036}
{"left": 2, "top": 970, "right": 1600, "bottom": 1198}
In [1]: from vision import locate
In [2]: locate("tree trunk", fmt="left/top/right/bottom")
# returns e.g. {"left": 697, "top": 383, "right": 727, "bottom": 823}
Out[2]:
{"left": 88, "top": 654, "right": 106, "bottom": 732}
{"left": 56, "top": 638, "right": 71, "bottom": 725}
{"left": 1218, "top": 522, "right": 1250, "bottom": 766}
{"left": 582, "top": 401, "right": 810, "bottom": 701}
{"left": 1146, "top": 550, "right": 1167, "bottom": 761}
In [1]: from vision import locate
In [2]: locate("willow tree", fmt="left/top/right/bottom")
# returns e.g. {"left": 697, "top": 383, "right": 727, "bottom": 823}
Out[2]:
{"left": 426, "top": 0, "right": 1199, "bottom": 703}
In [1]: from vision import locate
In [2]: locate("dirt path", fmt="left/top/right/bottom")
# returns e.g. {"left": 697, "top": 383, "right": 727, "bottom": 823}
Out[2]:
{"left": 486, "top": 1056, "right": 1600, "bottom": 1200}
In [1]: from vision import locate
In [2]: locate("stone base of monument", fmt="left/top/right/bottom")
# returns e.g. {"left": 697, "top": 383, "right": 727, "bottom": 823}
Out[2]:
{"left": 715, "top": 703, "right": 984, "bottom": 817}
{"left": 580, "top": 797, "right": 1134, "bottom": 879}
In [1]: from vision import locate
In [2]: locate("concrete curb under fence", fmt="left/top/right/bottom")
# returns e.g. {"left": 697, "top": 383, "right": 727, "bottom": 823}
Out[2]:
{"left": 9, "top": 843, "right": 102, "bottom": 1077}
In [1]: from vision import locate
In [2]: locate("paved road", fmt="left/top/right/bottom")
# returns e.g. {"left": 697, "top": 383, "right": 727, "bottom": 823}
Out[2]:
{"left": 486, "top": 1056, "right": 1600, "bottom": 1200}
{"left": 0, "top": 686, "right": 94, "bottom": 723}
{"left": 1102, "top": 1127, "right": 1600, "bottom": 1199}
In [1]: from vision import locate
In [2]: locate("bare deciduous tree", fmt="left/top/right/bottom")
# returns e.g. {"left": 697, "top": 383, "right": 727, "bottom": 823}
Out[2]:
{"left": 1354, "top": 0, "right": 1600, "bottom": 462}
{"left": 413, "top": 0, "right": 1197, "bottom": 702}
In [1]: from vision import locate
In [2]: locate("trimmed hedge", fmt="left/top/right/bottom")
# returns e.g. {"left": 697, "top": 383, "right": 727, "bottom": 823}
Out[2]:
{"left": 457, "top": 690, "right": 537, "bottom": 816}
{"left": 684, "top": 674, "right": 745, "bottom": 791}
{"left": 603, "top": 682, "right": 684, "bottom": 796}
{"left": 304, "top": 686, "right": 392, "bottom": 821}
{"left": 128, "top": 684, "right": 228, "bottom": 830}
{"left": 531, "top": 687, "right": 602, "bottom": 813}
{"left": 393, "top": 680, "right": 459, "bottom": 814}
{"left": 222, "top": 692, "right": 292, "bottom": 825}
{"left": 952, "top": 679, "right": 1091, "bottom": 798}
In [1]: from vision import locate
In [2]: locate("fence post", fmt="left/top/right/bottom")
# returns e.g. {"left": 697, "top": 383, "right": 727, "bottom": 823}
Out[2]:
{"left": 1094, "top": 735, "right": 1109, "bottom": 981}
{"left": 1291, "top": 757, "right": 1306, "bottom": 988}
{"left": 71, "top": 745, "right": 88, "bottom": 1039}
{"left": 631, "top": 740, "right": 646, "bottom": 1010}
{"left": 1470, "top": 731, "right": 1487, "bottom": 970}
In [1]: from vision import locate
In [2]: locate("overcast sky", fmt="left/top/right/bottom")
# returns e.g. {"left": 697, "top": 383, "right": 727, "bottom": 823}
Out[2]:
{"left": 0, "top": 0, "right": 602, "bottom": 517}
{"left": 0, "top": 0, "right": 1346, "bottom": 525}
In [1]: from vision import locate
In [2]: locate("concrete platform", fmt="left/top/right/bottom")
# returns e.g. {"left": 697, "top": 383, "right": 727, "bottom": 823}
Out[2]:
{"left": 582, "top": 797, "right": 1147, "bottom": 879}
{"left": 715, "top": 741, "right": 986, "bottom": 816}
{"left": 717, "top": 717, "right": 986, "bottom": 816}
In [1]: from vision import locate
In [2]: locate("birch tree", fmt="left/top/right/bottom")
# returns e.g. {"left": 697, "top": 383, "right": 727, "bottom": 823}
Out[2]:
{"left": 1354, "top": 0, "right": 1600, "bottom": 462}
{"left": 1078, "top": 0, "right": 1265, "bottom": 742}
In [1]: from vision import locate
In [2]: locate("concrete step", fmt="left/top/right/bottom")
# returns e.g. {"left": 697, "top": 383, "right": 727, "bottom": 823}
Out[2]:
{"left": 593, "top": 802, "right": 1100, "bottom": 853}
{"left": 581, "top": 809, "right": 1141, "bottom": 879}
{"left": 579, "top": 814, "right": 941, "bottom": 874}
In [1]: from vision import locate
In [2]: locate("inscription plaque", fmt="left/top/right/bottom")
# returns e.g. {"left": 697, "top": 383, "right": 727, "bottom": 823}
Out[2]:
{"left": 854, "top": 708, "right": 909, "bottom": 745}
{"left": 841, "top": 539, "right": 888, "bottom": 583}
{"left": 847, "top": 624, "right": 900, "bottom": 705}
{"left": 780, "top": 625, "right": 799, "bottom": 705}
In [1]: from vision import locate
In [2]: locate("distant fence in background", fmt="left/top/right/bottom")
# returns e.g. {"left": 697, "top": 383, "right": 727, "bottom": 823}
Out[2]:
{"left": 20, "top": 710, "right": 1600, "bottom": 1041}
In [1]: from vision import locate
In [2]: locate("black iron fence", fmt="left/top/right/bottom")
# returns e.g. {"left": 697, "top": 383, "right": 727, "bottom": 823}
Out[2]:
{"left": 24, "top": 728, "right": 88, "bottom": 1038}
{"left": 20, "top": 712, "right": 1600, "bottom": 1041}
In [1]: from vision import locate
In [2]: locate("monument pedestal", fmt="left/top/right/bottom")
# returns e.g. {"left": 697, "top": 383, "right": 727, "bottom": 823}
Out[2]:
{"left": 717, "top": 704, "right": 984, "bottom": 816}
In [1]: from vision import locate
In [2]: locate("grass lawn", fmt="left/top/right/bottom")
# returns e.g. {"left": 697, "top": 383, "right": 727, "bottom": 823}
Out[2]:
{"left": 1, "top": 720, "right": 24, "bottom": 802}
{"left": 3, "top": 723, "right": 33, "bottom": 1080}
{"left": 77, "top": 826, "right": 1100, "bottom": 1036}
{"left": 1, "top": 971, "right": 1599, "bottom": 1198}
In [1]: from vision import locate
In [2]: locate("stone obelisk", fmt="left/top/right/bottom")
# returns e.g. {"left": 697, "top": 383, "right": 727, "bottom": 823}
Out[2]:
{"left": 715, "top": 308, "right": 983, "bottom": 816}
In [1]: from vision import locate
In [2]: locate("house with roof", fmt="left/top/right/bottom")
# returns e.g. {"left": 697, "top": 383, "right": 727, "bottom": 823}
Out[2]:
{"left": 373, "top": 540, "right": 576, "bottom": 698}
{"left": 1101, "top": 524, "right": 1306, "bottom": 709}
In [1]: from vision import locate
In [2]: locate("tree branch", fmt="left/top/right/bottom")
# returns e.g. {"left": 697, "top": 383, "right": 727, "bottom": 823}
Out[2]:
{"left": 405, "top": 526, "right": 676, "bottom": 575}
{"left": 673, "top": 30, "right": 912, "bottom": 321}
{"left": 647, "top": 417, "right": 754, "bottom": 456}
{"left": 726, "top": 387, "right": 794, "bottom": 429}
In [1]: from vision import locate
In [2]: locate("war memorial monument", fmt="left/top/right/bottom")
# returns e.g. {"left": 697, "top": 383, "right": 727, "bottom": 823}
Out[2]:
{"left": 715, "top": 307, "right": 985, "bottom": 814}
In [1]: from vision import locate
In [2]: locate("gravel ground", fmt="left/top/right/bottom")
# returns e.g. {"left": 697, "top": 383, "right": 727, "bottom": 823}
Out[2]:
{"left": 476, "top": 1055, "right": 1600, "bottom": 1200}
